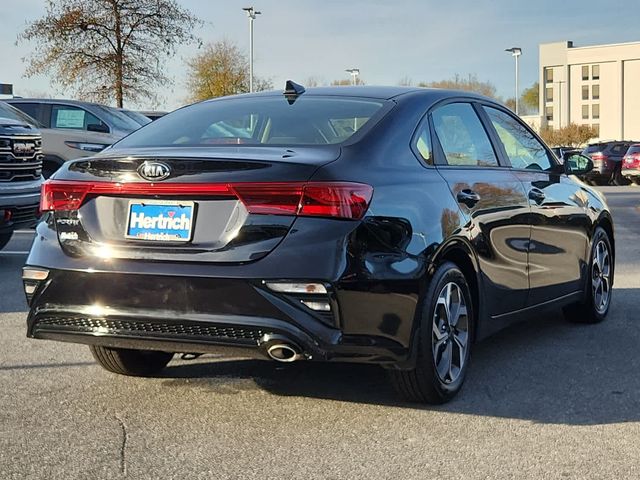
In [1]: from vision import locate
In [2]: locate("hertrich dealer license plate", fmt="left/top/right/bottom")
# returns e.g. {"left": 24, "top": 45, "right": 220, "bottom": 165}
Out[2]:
{"left": 126, "top": 200, "right": 194, "bottom": 242}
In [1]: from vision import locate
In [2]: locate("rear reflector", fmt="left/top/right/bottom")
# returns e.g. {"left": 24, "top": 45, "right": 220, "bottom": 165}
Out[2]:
{"left": 22, "top": 268, "right": 49, "bottom": 281}
{"left": 40, "top": 180, "right": 373, "bottom": 220}
{"left": 264, "top": 282, "right": 328, "bottom": 294}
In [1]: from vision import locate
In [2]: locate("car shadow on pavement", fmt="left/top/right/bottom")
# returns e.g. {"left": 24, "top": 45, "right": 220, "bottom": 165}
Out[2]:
{"left": 161, "top": 288, "right": 638, "bottom": 426}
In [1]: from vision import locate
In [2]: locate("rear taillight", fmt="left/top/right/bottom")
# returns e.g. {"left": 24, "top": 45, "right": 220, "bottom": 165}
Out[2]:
{"left": 40, "top": 180, "right": 373, "bottom": 220}
{"left": 623, "top": 153, "right": 640, "bottom": 168}
{"left": 590, "top": 152, "right": 607, "bottom": 162}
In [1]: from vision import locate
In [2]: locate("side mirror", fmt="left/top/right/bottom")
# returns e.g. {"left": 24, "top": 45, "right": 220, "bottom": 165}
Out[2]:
{"left": 563, "top": 153, "right": 593, "bottom": 176}
{"left": 87, "top": 123, "right": 110, "bottom": 134}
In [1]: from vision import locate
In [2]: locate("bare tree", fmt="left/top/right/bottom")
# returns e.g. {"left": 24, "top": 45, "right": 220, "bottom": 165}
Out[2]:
{"left": 539, "top": 123, "right": 598, "bottom": 147}
{"left": 418, "top": 74, "right": 498, "bottom": 99}
{"left": 185, "top": 40, "right": 273, "bottom": 102}
{"left": 18, "top": 0, "right": 201, "bottom": 107}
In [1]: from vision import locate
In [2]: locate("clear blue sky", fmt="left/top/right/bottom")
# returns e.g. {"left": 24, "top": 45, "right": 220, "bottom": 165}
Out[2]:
{"left": 1, "top": 0, "right": 638, "bottom": 110}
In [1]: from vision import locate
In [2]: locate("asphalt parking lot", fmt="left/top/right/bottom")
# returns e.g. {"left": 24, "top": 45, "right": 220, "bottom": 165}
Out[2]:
{"left": 1, "top": 186, "right": 639, "bottom": 480}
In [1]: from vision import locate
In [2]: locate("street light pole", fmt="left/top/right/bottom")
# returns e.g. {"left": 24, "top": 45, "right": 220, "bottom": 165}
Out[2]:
{"left": 505, "top": 47, "right": 522, "bottom": 115}
{"left": 345, "top": 68, "right": 360, "bottom": 86}
{"left": 243, "top": 7, "right": 261, "bottom": 93}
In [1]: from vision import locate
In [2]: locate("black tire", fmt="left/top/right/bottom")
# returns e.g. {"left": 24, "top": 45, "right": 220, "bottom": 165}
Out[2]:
{"left": 89, "top": 345, "right": 173, "bottom": 376}
{"left": 631, "top": 177, "right": 640, "bottom": 186}
{"left": 389, "top": 262, "right": 474, "bottom": 404}
{"left": 0, "top": 232, "right": 13, "bottom": 250}
{"left": 563, "top": 227, "right": 613, "bottom": 324}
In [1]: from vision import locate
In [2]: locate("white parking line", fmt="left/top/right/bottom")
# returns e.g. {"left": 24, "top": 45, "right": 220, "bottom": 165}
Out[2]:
{"left": 14, "top": 230, "right": 36, "bottom": 235}
{"left": 0, "top": 251, "right": 29, "bottom": 255}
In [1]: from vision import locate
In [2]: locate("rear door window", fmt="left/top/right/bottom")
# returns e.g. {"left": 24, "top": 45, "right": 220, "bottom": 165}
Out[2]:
{"left": 627, "top": 146, "right": 640, "bottom": 155}
{"left": 483, "top": 106, "right": 554, "bottom": 171}
{"left": 431, "top": 103, "right": 498, "bottom": 167}
{"left": 50, "top": 105, "right": 107, "bottom": 131}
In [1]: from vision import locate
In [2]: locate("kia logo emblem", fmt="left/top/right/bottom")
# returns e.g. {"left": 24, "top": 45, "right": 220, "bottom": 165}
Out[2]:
{"left": 137, "top": 161, "right": 171, "bottom": 181}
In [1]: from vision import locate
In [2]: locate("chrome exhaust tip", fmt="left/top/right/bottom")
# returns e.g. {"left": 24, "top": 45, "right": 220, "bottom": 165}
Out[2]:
{"left": 266, "top": 344, "right": 302, "bottom": 362}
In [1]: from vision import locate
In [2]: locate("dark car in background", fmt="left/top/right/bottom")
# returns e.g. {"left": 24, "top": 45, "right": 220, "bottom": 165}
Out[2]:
{"left": 119, "top": 108, "right": 152, "bottom": 127}
{"left": 621, "top": 144, "right": 640, "bottom": 185}
{"left": 0, "top": 109, "right": 43, "bottom": 249}
{"left": 24, "top": 85, "right": 614, "bottom": 404}
{"left": 138, "top": 110, "right": 167, "bottom": 121}
{"left": 582, "top": 141, "right": 636, "bottom": 185}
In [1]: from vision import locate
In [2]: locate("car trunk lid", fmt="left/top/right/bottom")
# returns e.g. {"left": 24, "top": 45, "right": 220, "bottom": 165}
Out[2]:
{"left": 43, "top": 146, "right": 371, "bottom": 264}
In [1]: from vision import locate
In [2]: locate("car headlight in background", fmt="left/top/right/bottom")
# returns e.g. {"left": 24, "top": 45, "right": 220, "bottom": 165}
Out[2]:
{"left": 64, "top": 141, "right": 110, "bottom": 152}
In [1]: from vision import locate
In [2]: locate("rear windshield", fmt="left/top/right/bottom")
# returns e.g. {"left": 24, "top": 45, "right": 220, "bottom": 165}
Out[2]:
{"left": 584, "top": 144, "right": 605, "bottom": 154}
{"left": 0, "top": 101, "right": 42, "bottom": 127}
{"left": 627, "top": 145, "right": 640, "bottom": 154}
{"left": 610, "top": 143, "right": 629, "bottom": 154}
{"left": 112, "top": 96, "right": 386, "bottom": 149}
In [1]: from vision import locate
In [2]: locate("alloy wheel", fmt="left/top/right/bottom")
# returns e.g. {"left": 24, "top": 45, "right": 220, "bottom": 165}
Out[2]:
{"left": 592, "top": 240, "right": 611, "bottom": 314}
{"left": 432, "top": 282, "right": 469, "bottom": 384}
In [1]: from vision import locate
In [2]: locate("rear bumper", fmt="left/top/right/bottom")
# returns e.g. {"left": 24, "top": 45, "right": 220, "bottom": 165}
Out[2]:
{"left": 26, "top": 268, "right": 415, "bottom": 367}
{"left": 622, "top": 168, "right": 640, "bottom": 177}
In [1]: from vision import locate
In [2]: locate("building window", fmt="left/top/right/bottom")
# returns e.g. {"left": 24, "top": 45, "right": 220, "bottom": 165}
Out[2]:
{"left": 592, "top": 65, "right": 600, "bottom": 80}
{"left": 592, "top": 104, "right": 600, "bottom": 119}
{"left": 592, "top": 84, "right": 600, "bottom": 100}
{"left": 546, "top": 87, "right": 553, "bottom": 102}
{"left": 582, "top": 65, "right": 589, "bottom": 81}
{"left": 582, "top": 85, "right": 590, "bottom": 100}
{"left": 582, "top": 105, "right": 589, "bottom": 119}
{"left": 546, "top": 106, "right": 553, "bottom": 121}
{"left": 545, "top": 68, "right": 553, "bottom": 84}
{"left": 592, "top": 124, "right": 600, "bottom": 136}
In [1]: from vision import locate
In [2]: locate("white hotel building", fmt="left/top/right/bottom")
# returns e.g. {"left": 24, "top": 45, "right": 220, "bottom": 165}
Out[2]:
{"left": 539, "top": 40, "right": 640, "bottom": 141}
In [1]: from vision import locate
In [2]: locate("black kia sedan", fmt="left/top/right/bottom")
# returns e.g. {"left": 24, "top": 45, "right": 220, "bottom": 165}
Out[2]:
{"left": 24, "top": 84, "right": 614, "bottom": 404}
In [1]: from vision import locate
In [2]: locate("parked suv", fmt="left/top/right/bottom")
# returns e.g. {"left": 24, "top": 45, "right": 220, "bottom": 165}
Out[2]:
{"left": 0, "top": 104, "right": 43, "bottom": 249}
{"left": 621, "top": 144, "right": 640, "bottom": 185}
{"left": 6, "top": 99, "right": 142, "bottom": 176}
{"left": 582, "top": 141, "right": 636, "bottom": 185}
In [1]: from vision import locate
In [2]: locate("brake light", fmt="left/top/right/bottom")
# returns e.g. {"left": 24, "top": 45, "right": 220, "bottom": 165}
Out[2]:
{"left": 590, "top": 152, "right": 607, "bottom": 162}
{"left": 40, "top": 180, "right": 373, "bottom": 220}
{"left": 623, "top": 153, "right": 640, "bottom": 168}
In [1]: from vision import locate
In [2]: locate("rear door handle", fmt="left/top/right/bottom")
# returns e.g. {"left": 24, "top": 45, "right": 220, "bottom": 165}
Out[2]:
{"left": 529, "top": 188, "right": 546, "bottom": 204}
{"left": 456, "top": 189, "right": 481, "bottom": 207}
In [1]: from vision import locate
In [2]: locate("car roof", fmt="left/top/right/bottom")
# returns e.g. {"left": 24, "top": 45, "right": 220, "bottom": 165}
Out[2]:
{"left": 6, "top": 98, "right": 106, "bottom": 108}
{"left": 203, "top": 85, "right": 495, "bottom": 103}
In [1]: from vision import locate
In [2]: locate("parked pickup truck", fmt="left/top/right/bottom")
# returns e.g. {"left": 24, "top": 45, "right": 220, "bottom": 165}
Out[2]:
{"left": 0, "top": 114, "right": 43, "bottom": 249}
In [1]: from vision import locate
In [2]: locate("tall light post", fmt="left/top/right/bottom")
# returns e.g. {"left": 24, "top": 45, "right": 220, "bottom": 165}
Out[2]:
{"left": 243, "top": 7, "right": 261, "bottom": 93}
{"left": 505, "top": 47, "right": 522, "bottom": 115}
{"left": 345, "top": 68, "right": 360, "bottom": 85}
